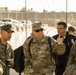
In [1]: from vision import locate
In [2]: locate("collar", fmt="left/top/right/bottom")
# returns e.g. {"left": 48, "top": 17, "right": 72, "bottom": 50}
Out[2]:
{"left": 0, "top": 39, "right": 7, "bottom": 46}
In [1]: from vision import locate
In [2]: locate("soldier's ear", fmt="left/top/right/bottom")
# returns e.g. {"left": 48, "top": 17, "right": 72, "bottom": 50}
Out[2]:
{"left": 0, "top": 30, "right": 3, "bottom": 34}
{"left": 0, "top": 31, "right": 1, "bottom": 37}
{"left": 0, "top": 30, "right": 2, "bottom": 34}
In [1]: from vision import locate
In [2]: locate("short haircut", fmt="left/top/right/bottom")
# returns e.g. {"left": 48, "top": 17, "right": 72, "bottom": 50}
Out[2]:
{"left": 68, "top": 26, "right": 75, "bottom": 32}
{"left": 57, "top": 22, "right": 67, "bottom": 28}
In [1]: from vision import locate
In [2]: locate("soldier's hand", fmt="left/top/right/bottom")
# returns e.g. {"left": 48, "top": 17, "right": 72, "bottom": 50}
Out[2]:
{"left": 57, "top": 35, "right": 64, "bottom": 44}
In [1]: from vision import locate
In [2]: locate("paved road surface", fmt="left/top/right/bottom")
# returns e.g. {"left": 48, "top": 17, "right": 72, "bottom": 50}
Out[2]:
{"left": 10, "top": 69, "right": 23, "bottom": 75}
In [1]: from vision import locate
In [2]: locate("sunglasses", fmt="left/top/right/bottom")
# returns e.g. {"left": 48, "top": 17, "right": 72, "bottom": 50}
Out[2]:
{"left": 34, "top": 28, "right": 43, "bottom": 32}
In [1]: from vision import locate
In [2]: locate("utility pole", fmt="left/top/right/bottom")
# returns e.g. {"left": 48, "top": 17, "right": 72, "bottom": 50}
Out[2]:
{"left": 25, "top": 0, "right": 27, "bottom": 38}
{"left": 66, "top": 0, "right": 68, "bottom": 23}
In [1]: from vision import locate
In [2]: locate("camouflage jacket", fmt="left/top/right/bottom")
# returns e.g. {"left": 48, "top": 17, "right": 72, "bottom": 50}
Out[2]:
{"left": 67, "top": 41, "right": 76, "bottom": 66}
{"left": 64, "top": 41, "right": 76, "bottom": 75}
{"left": 23, "top": 35, "right": 65, "bottom": 74}
{"left": 0, "top": 40, "right": 14, "bottom": 75}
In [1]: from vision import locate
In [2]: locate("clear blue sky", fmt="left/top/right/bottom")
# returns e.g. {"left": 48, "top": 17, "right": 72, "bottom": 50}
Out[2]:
{"left": 0, "top": 0, "right": 76, "bottom": 12}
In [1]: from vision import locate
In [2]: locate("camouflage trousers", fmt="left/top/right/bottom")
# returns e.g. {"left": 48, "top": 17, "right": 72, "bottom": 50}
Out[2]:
{"left": 24, "top": 66, "right": 55, "bottom": 75}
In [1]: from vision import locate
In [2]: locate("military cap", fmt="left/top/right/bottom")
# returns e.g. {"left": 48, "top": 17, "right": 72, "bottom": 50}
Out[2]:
{"left": 0, "top": 24, "right": 14, "bottom": 32}
{"left": 32, "top": 22, "right": 43, "bottom": 30}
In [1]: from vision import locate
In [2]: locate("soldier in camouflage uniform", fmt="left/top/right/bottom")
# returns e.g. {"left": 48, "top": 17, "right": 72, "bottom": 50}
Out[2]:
{"left": 68, "top": 26, "right": 76, "bottom": 35}
{"left": 23, "top": 22, "right": 65, "bottom": 75}
{"left": 0, "top": 24, "right": 14, "bottom": 75}
{"left": 63, "top": 41, "right": 76, "bottom": 75}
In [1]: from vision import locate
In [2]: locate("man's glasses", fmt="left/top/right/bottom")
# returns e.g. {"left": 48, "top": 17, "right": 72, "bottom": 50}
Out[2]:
{"left": 34, "top": 28, "right": 43, "bottom": 32}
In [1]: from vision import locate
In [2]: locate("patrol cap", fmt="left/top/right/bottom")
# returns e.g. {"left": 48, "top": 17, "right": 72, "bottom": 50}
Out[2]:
{"left": 0, "top": 24, "right": 14, "bottom": 32}
{"left": 32, "top": 22, "right": 44, "bottom": 30}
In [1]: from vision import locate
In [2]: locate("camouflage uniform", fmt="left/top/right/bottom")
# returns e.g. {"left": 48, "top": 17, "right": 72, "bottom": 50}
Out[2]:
{"left": 0, "top": 41, "right": 14, "bottom": 75}
{"left": 23, "top": 22, "right": 65, "bottom": 75}
{"left": 64, "top": 41, "right": 76, "bottom": 75}
{"left": 0, "top": 24, "right": 14, "bottom": 75}
{"left": 67, "top": 41, "right": 76, "bottom": 66}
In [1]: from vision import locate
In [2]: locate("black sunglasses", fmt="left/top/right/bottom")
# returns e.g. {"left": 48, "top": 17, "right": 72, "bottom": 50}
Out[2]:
{"left": 34, "top": 28, "right": 43, "bottom": 32}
